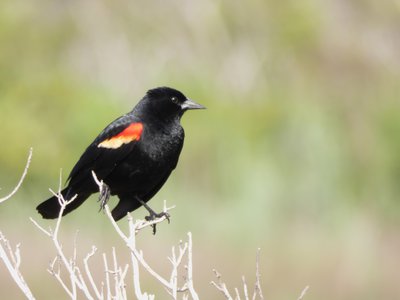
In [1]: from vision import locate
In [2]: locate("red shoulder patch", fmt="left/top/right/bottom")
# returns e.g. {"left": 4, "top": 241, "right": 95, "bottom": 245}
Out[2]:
{"left": 98, "top": 122, "right": 143, "bottom": 149}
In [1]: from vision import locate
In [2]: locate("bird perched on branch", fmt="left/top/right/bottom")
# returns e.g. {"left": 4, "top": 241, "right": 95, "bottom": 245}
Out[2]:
{"left": 37, "top": 87, "right": 205, "bottom": 228}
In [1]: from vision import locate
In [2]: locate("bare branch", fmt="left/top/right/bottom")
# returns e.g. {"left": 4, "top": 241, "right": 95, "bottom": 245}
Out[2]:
{"left": 1, "top": 152, "right": 306, "bottom": 300}
{"left": 0, "top": 147, "right": 33, "bottom": 204}
{"left": 29, "top": 218, "right": 51, "bottom": 237}
{"left": 252, "top": 248, "right": 264, "bottom": 300}
{"left": 131, "top": 250, "right": 144, "bottom": 299}
{"left": 31, "top": 190, "right": 95, "bottom": 300}
{"left": 103, "top": 204, "right": 172, "bottom": 289}
{"left": 234, "top": 288, "right": 240, "bottom": 300}
{"left": 297, "top": 285, "right": 310, "bottom": 300}
{"left": 112, "top": 247, "right": 126, "bottom": 299}
{"left": 168, "top": 241, "right": 189, "bottom": 298}
{"left": 212, "top": 249, "right": 267, "bottom": 300}
{"left": 186, "top": 232, "right": 199, "bottom": 300}
{"left": 0, "top": 232, "right": 35, "bottom": 300}
{"left": 211, "top": 269, "right": 233, "bottom": 300}
{"left": 48, "top": 257, "right": 74, "bottom": 298}
{"left": 91, "top": 170, "right": 202, "bottom": 299}
{"left": 103, "top": 253, "right": 111, "bottom": 300}
{"left": 83, "top": 246, "right": 103, "bottom": 299}
{"left": 120, "top": 264, "right": 129, "bottom": 300}
{"left": 242, "top": 276, "right": 249, "bottom": 300}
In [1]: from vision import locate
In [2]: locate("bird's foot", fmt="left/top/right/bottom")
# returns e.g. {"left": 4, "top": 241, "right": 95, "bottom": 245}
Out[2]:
{"left": 137, "top": 198, "right": 170, "bottom": 234}
{"left": 145, "top": 210, "right": 170, "bottom": 223}
{"left": 98, "top": 182, "right": 111, "bottom": 212}
{"left": 145, "top": 211, "right": 170, "bottom": 235}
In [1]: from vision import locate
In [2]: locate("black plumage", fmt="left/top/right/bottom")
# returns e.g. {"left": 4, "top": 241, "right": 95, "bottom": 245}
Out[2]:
{"left": 37, "top": 87, "right": 205, "bottom": 222}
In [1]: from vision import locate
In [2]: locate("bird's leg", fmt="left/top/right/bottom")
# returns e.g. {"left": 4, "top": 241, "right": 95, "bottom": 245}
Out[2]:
{"left": 98, "top": 182, "right": 111, "bottom": 212}
{"left": 136, "top": 197, "right": 170, "bottom": 234}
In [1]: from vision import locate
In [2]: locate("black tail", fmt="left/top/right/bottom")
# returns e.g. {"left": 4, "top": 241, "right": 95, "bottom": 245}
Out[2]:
{"left": 111, "top": 195, "right": 142, "bottom": 221}
{"left": 37, "top": 188, "right": 91, "bottom": 219}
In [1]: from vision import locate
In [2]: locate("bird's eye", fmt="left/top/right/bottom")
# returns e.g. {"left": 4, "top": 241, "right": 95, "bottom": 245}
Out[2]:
{"left": 171, "top": 96, "right": 179, "bottom": 104}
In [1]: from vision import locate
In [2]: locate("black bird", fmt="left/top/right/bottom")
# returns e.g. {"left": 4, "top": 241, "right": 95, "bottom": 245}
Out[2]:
{"left": 37, "top": 87, "right": 205, "bottom": 225}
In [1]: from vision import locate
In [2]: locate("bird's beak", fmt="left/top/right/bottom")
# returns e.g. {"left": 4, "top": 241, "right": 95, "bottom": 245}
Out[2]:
{"left": 181, "top": 98, "right": 206, "bottom": 110}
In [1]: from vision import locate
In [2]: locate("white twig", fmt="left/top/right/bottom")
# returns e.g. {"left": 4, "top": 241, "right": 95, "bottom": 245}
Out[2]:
{"left": 48, "top": 257, "right": 74, "bottom": 298}
{"left": 211, "top": 269, "right": 233, "bottom": 300}
{"left": 120, "top": 264, "right": 129, "bottom": 300}
{"left": 0, "top": 232, "right": 35, "bottom": 300}
{"left": 242, "top": 276, "right": 249, "bottom": 300}
{"left": 104, "top": 204, "right": 172, "bottom": 289}
{"left": 252, "top": 248, "right": 264, "bottom": 300}
{"left": 168, "top": 241, "right": 188, "bottom": 298}
{"left": 131, "top": 250, "right": 144, "bottom": 299}
{"left": 111, "top": 247, "right": 127, "bottom": 299}
{"left": 91, "top": 171, "right": 199, "bottom": 299}
{"left": 0, "top": 147, "right": 33, "bottom": 203}
{"left": 297, "top": 285, "right": 309, "bottom": 300}
{"left": 84, "top": 246, "right": 103, "bottom": 299}
{"left": 103, "top": 253, "right": 111, "bottom": 300}
{"left": 29, "top": 218, "right": 51, "bottom": 237}
{"left": 0, "top": 148, "right": 35, "bottom": 299}
{"left": 234, "top": 288, "right": 240, "bottom": 300}
{"left": 212, "top": 249, "right": 266, "bottom": 300}
{"left": 186, "top": 232, "right": 199, "bottom": 300}
{"left": 31, "top": 190, "right": 94, "bottom": 300}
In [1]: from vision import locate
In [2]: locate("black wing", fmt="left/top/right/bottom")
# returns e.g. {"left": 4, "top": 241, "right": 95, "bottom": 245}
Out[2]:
{"left": 67, "top": 114, "right": 143, "bottom": 189}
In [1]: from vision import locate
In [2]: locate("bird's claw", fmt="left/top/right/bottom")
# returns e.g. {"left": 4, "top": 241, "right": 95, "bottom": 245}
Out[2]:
{"left": 145, "top": 211, "right": 170, "bottom": 222}
{"left": 135, "top": 197, "right": 170, "bottom": 234}
{"left": 145, "top": 211, "right": 170, "bottom": 235}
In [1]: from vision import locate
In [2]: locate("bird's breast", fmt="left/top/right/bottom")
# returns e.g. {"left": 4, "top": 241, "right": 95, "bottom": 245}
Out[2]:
{"left": 139, "top": 125, "right": 184, "bottom": 165}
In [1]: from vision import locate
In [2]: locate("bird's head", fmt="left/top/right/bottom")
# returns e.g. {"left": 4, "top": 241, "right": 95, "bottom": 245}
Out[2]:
{"left": 135, "top": 87, "right": 205, "bottom": 122}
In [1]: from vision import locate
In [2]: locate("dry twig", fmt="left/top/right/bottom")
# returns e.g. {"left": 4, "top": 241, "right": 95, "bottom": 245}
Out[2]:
{"left": 252, "top": 248, "right": 264, "bottom": 300}
{"left": 0, "top": 232, "right": 35, "bottom": 300}
{"left": 210, "top": 269, "right": 233, "bottom": 300}
{"left": 297, "top": 285, "right": 309, "bottom": 300}
{"left": 28, "top": 171, "right": 200, "bottom": 299}
{"left": 0, "top": 148, "right": 35, "bottom": 299}
{"left": 31, "top": 191, "right": 94, "bottom": 300}
{"left": 0, "top": 147, "right": 33, "bottom": 203}
{"left": 92, "top": 170, "right": 199, "bottom": 299}
{"left": 211, "top": 249, "right": 265, "bottom": 300}
{"left": 0, "top": 147, "right": 308, "bottom": 300}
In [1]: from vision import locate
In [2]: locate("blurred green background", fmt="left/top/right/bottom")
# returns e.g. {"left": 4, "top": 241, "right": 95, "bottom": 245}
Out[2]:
{"left": 1, "top": 0, "right": 400, "bottom": 299}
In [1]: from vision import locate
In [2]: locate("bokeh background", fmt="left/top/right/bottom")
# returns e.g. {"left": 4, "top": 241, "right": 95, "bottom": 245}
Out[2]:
{"left": 1, "top": 0, "right": 400, "bottom": 299}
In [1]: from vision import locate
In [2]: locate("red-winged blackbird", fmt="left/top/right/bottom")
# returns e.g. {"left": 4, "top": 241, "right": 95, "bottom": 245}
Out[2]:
{"left": 37, "top": 87, "right": 205, "bottom": 224}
